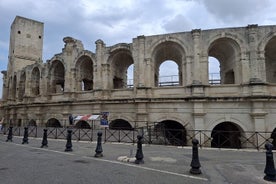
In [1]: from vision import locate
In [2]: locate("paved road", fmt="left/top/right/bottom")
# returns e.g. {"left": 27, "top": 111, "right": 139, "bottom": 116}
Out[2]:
{"left": 0, "top": 134, "right": 272, "bottom": 184}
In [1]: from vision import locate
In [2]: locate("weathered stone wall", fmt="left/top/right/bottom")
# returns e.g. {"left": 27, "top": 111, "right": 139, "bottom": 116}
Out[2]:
{"left": 2, "top": 16, "right": 276, "bottom": 146}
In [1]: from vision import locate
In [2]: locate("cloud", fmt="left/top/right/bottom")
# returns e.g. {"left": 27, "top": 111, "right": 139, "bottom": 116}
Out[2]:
{"left": 163, "top": 14, "right": 193, "bottom": 33}
{"left": 202, "top": 0, "right": 271, "bottom": 25}
{"left": 1, "top": 0, "right": 276, "bottom": 98}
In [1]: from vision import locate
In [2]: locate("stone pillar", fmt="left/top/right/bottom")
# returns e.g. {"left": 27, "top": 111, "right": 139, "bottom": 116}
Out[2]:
{"left": 95, "top": 39, "right": 105, "bottom": 89}
{"left": 193, "top": 103, "right": 206, "bottom": 146}
{"left": 200, "top": 54, "right": 209, "bottom": 85}
{"left": 1, "top": 71, "right": 8, "bottom": 101}
{"left": 185, "top": 56, "right": 193, "bottom": 85}
{"left": 136, "top": 36, "right": 146, "bottom": 87}
{"left": 101, "top": 64, "right": 110, "bottom": 89}
{"left": 247, "top": 24, "right": 265, "bottom": 83}
{"left": 135, "top": 102, "right": 148, "bottom": 127}
{"left": 191, "top": 29, "right": 202, "bottom": 85}
{"left": 40, "top": 70, "right": 48, "bottom": 96}
{"left": 251, "top": 102, "right": 267, "bottom": 149}
{"left": 70, "top": 68, "right": 78, "bottom": 91}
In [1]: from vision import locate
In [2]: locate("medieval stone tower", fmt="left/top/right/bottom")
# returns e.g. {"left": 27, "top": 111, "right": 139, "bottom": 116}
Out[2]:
{"left": 3, "top": 16, "right": 43, "bottom": 101}
{"left": 3, "top": 15, "right": 276, "bottom": 148}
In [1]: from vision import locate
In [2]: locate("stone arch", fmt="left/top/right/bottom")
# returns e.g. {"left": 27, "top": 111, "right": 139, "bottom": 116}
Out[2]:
{"left": 31, "top": 67, "right": 40, "bottom": 96}
{"left": 155, "top": 119, "right": 187, "bottom": 146}
{"left": 75, "top": 55, "right": 94, "bottom": 91}
{"left": 75, "top": 120, "right": 91, "bottom": 129}
{"left": 109, "top": 114, "right": 135, "bottom": 128}
{"left": 108, "top": 48, "right": 134, "bottom": 89}
{"left": 46, "top": 118, "right": 62, "bottom": 127}
{"left": 28, "top": 119, "right": 37, "bottom": 126}
{"left": 258, "top": 31, "right": 276, "bottom": 53}
{"left": 155, "top": 116, "right": 192, "bottom": 129}
{"left": 48, "top": 60, "right": 65, "bottom": 93}
{"left": 207, "top": 36, "right": 242, "bottom": 84}
{"left": 263, "top": 35, "right": 276, "bottom": 83}
{"left": 151, "top": 39, "right": 186, "bottom": 87}
{"left": 18, "top": 71, "right": 26, "bottom": 101}
{"left": 210, "top": 121, "right": 244, "bottom": 148}
{"left": 109, "top": 119, "right": 133, "bottom": 130}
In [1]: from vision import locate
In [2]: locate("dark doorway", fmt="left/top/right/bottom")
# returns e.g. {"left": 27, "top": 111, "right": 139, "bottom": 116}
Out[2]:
{"left": 75, "top": 120, "right": 90, "bottom": 129}
{"left": 211, "top": 122, "right": 242, "bottom": 148}
{"left": 109, "top": 119, "right": 132, "bottom": 130}
{"left": 46, "top": 118, "right": 62, "bottom": 128}
{"left": 28, "top": 119, "right": 37, "bottom": 127}
{"left": 155, "top": 120, "right": 186, "bottom": 146}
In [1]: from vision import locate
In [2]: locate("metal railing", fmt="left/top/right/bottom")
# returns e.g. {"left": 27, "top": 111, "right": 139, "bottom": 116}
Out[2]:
{"left": 1, "top": 126, "right": 274, "bottom": 150}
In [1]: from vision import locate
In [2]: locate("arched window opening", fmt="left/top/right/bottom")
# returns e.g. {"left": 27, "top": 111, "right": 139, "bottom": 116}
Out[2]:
{"left": 17, "top": 119, "right": 22, "bottom": 127}
{"left": 46, "top": 118, "right": 62, "bottom": 127}
{"left": 211, "top": 122, "right": 242, "bottom": 149}
{"left": 155, "top": 120, "right": 186, "bottom": 146}
{"left": 208, "top": 38, "right": 240, "bottom": 84}
{"left": 31, "top": 67, "right": 40, "bottom": 96}
{"left": 265, "top": 36, "right": 276, "bottom": 83}
{"left": 81, "top": 79, "right": 93, "bottom": 91}
{"left": 28, "top": 119, "right": 37, "bottom": 127}
{"left": 208, "top": 57, "right": 221, "bottom": 85}
{"left": 127, "top": 64, "right": 134, "bottom": 88}
{"left": 18, "top": 72, "right": 26, "bottom": 101}
{"left": 158, "top": 60, "right": 179, "bottom": 86}
{"left": 153, "top": 41, "right": 184, "bottom": 87}
{"left": 109, "top": 119, "right": 133, "bottom": 130}
{"left": 111, "top": 50, "right": 134, "bottom": 89}
{"left": 49, "top": 60, "right": 65, "bottom": 93}
{"left": 77, "top": 56, "right": 93, "bottom": 91}
{"left": 75, "top": 120, "right": 91, "bottom": 129}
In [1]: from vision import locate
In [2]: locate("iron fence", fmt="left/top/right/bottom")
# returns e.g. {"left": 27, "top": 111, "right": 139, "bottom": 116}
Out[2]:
{"left": 1, "top": 126, "right": 275, "bottom": 150}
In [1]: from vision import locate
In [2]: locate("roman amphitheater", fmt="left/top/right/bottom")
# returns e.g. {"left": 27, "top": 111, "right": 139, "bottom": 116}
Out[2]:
{"left": 2, "top": 16, "right": 276, "bottom": 148}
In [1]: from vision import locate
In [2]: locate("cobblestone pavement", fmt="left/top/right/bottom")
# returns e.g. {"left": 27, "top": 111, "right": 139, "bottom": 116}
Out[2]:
{"left": 0, "top": 134, "right": 273, "bottom": 184}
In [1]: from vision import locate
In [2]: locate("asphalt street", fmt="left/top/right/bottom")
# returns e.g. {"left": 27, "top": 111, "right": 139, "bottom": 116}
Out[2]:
{"left": 0, "top": 134, "right": 273, "bottom": 184}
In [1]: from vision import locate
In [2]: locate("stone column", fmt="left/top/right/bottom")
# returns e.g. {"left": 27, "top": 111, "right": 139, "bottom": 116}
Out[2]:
{"left": 136, "top": 36, "right": 146, "bottom": 87}
{"left": 1, "top": 71, "right": 8, "bottom": 101}
{"left": 251, "top": 102, "right": 267, "bottom": 149}
{"left": 193, "top": 103, "right": 206, "bottom": 146}
{"left": 191, "top": 29, "right": 202, "bottom": 85}
{"left": 95, "top": 39, "right": 105, "bottom": 89}
{"left": 185, "top": 56, "right": 193, "bottom": 85}
{"left": 247, "top": 24, "right": 265, "bottom": 83}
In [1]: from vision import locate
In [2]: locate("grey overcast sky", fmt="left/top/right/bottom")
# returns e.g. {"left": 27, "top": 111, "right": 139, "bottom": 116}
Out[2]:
{"left": 1, "top": 0, "right": 276, "bottom": 96}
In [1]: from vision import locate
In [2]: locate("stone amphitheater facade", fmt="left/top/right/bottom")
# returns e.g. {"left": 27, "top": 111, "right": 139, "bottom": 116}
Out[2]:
{"left": 2, "top": 16, "right": 276, "bottom": 147}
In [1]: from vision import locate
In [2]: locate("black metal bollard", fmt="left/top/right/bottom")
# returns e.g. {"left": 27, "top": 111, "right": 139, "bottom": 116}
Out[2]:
{"left": 6, "top": 126, "right": 13, "bottom": 142}
{"left": 135, "top": 135, "right": 144, "bottom": 164}
{"left": 65, "top": 129, "right": 73, "bottom": 152}
{"left": 190, "top": 138, "right": 201, "bottom": 174}
{"left": 22, "top": 127, "right": 29, "bottom": 144}
{"left": 41, "top": 129, "right": 48, "bottom": 148}
{"left": 94, "top": 132, "right": 103, "bottom": 157}
{"left": 264, "top": 142, "right": 276, "bottom": 181}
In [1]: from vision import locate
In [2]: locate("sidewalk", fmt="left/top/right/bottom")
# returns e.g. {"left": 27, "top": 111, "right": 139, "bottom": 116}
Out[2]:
{"left": 0, "top": 134, "right": 272, "bottom": 184}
